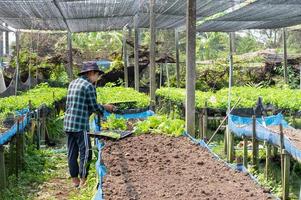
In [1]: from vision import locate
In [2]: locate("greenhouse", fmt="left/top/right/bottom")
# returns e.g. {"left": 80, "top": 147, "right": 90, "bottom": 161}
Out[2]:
{"left": 0, "top": 0, "right": 301, "bottom": 199}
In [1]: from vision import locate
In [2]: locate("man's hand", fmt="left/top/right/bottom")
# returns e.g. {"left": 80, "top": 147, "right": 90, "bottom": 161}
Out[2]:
{"left": 103, "top": 104, "right": 116, "bottom": 112}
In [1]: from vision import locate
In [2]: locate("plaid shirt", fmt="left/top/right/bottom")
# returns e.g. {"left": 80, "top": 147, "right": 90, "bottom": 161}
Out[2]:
{"left": 64, "top": 76, "right": 104, "bottom": 132}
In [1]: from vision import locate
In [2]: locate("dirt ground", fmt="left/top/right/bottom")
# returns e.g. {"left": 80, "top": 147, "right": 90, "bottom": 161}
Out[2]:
{"left": 33, "top": 152, "right": 74, "bottom": 200}
{"left": 102, "top": 134, "right": 274, "bottom": 200}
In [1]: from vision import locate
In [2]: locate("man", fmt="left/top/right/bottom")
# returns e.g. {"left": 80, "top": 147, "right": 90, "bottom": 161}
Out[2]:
{"left": 64, "top": 61, "right": 114, "bottom": 188}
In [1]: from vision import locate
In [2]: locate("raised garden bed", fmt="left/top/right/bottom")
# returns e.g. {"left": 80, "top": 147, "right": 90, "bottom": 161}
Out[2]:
{"left": 102, "top": 134, "right": 273, "bottom": 200}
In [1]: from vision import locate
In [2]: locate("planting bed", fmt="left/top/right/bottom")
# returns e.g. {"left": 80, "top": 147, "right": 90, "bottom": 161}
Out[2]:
{"left": 102, "top": 135, "right": 273, "bottom": 200}
{"left": 268, "top": 126, "right": 301, "bottom": 149}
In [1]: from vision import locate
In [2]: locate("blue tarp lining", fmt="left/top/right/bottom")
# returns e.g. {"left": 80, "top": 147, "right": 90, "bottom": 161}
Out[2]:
{"left": 0, "top": 109, "right": 30, "bottom": 146}
{"left": 94, "top": 139, "right": 107, "bottom": 200}
{"left": 102, "top": 110, "right": 154, "bottom": 120}
{"left": 229, "top": 113, "right": 301, "bottom": 163}
{"left": 92, "top": 109, "right": 154, "bottom": 200}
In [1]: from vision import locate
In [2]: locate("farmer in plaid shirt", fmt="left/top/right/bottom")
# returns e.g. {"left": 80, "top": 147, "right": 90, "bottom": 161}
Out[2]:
{"left": 64, "top": 61, "right": 114, "bottom": 188}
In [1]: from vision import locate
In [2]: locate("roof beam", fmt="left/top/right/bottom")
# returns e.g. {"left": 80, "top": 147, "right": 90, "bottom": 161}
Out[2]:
{"left": 53, "top": 0, "right": 70, "bottom": 32}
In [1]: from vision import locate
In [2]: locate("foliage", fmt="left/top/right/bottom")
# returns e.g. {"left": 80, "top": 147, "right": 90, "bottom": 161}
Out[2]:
{"left": 46, "top": 114, "right": 65, "bottom": 139}
{"left": 134, "top": 115, "right": 185, "bottom": 137}
{"left": 72, "top": 31, "right": 123, "bottom": 60}
{"left": 0, "top": 146, "right": 64, "bottom": 200}
{"left": 235, "top": 33, "right": 263, "bottom": 55}
{"left": 102, "top": 114, "right": 127, "bottom": 131}
{"left": 156, "top": 86, "right": 301, "bottom": 112}
{"left": 197, "top": 32, "right": 228, "bottom": 61}
{"left": 0, "top": 83, "right": 67, "bottom": 113}
{"left": 96, "top": 87, "right": 150, "bottom": 109}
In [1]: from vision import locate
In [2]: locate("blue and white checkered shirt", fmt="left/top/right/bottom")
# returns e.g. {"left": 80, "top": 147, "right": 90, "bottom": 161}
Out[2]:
{"left": 64, "top": 76, "right": 104, "bottom": 132}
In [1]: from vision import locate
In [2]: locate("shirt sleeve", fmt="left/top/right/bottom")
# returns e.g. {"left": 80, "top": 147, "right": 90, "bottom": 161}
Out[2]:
{"left": 86, "top": 84, "right": 104, "bottom": 114}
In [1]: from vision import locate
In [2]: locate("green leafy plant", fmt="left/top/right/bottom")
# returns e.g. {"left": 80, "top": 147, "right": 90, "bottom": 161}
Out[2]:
{"left": 102, "top": 114, "right": 127, "bottom": 131}
{"left": 134, "top": 115, "right": 184, "bottom": 137}
{"left": 96, "top": 87, "right": 150, "bottom": 109}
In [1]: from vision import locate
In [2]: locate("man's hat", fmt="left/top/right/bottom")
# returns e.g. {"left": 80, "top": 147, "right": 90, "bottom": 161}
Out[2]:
{"left": 78, "top": 61, "right": 104, "bottom": 75}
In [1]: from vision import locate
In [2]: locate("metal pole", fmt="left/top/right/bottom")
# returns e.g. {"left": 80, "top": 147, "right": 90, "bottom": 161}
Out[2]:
{"left": 175, "top": 29, "right": 180, "bottom": 88}
{"left": 4, "top": 24, "right": 9, "bottom": 55}
{"left": 67, "top": 31, "right": 73, "bottom": 81}
{"left": 228, "top": 32, "right": 234, "bottom": 114}
{"left": 149, "top": 0, "right": 156, "bottom": 109}
{"left": 123, "top": 27, "right": 129, "bottom": 87}
{"left": 15, "top": 31, "right": 20, "bottom": 96}
{"left": 283, "top": 28, "right": 288, "bottom": 84}
{"left": 0, "top": 31, "right": 3, "bottom": 57}
{"left": 185, "top": 0, "right": 196, "bottom": 136}
{"left": 134, "top": 15, "right": 139, "bottom": 91}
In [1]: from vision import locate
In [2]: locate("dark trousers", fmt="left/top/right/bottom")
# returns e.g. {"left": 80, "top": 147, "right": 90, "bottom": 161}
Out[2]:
{"left": 66, "top": 131, "right": 92, "bottom": 178}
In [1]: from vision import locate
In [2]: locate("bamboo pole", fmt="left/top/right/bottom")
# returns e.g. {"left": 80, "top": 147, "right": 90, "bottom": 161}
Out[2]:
{"left": 123, "top": 27, "right": 129, "bottom": 87}
{"left": 134, "top": 15, "right": 139, "bottom": 91}
{"left": 199, "top": 112, "right": 204, "bottom": 139}
{"left": 243, "top": 136, "right": 248, "bottom": 168}
{"left": 227, "top": 126, "right": 234, "bottom": 163}
{"left": 283, "top": 28, "right": 288, "bottom": 84}
{"left": 252, "top": 115, "right": 258, "bottom": 170}
{"left": 203, "top": 102, "right": 208, "bottom": 140}
{"left": 265, "top": 143, "right": 271, "bottom": 180}
{"left": 16, "top": 119, "right": 20, "bottom": 177}
{"left": 282, "top": 149, "right": 290, "bottom": 200}
{"left": 67, "top": 31, "right": 73, "bottom": 81}
{"left": 175, "top": 29, "right": 180, "bottom": 88}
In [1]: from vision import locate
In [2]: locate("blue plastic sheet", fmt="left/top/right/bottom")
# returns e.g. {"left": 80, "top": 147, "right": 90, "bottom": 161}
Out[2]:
{"left": 94, "top": 139, "right": 107, "bottom": 200}
{"left": 103, "top": 110, "right": 154, "bottom": 120}
{"left": 229, "top": 114, "right": 301, "bottom": 163}
{"left": 92, "top": 109, "right": 154, "bottom": 200}
{"left": 0, "top": 109, "right": 30, "bottom": 146}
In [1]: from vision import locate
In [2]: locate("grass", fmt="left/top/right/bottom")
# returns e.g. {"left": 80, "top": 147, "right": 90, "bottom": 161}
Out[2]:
{"left": 0, "top": 146, "right": 65, "bottom": 200}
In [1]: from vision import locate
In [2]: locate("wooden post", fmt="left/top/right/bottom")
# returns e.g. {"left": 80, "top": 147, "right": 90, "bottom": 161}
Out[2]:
{"left": 252, "top": 115, "right": 258, "bottom": 170}
{"left": 282, "top": 149, "right": 290, "bottom": 200}
{"left": 159, "top": 64, "right": 163, "bottom": 88}
{"left": 272, "top": 146, "right": 278, "bottom": 158}
{"left": 199, "top": 113, "right": 204, "bottom": 139}
{"left": 16, "top": 119, "right": 20, "bottom": 177}
{"left": 67, "top": 31, "right": 73, "bottom": 81}
{"left": 149, "top": 0, "right": 156, "bottom": 109}
{"left": 283, "top": 28, "right": 288, "bottom": 84}
{"left": 227, "top": 126, "right": 234, "bottom": 163}
{"left": 0, "top": 145, "right": 6, "bottom": 189}
{"left": 36, "top": 109, "right": 40, "bottom": 150}
{"left": 185, "top": 0, "right": 196, "bottom": 137}
{"left": 280, "top": 124, "right": 284, "bottom": 185}
{"left": 243, "top": 136, "right": 248, "bottom": 168}
{"left": 224, "top": 126, "right": 228, "bottom": 155}
{"left": 175, "top": 29, "right": 180, "bottom": 88}
{"left": 9, "top": 137, "right": 15, "bottom": 175}
{"left": 265, "top": 143, "right": 271, "bottom": 180}
{"left": 203, "top": 102, "right": 208, "bottom": 140}
{"left": 15, "top": 31, "right": 20, "bottom": 96}
{"left": 123, "top": 27, "right": 128, "bottom": 88}
{"left": 134, "top": 15, "right": 139, "bottom": 91}
{"left": 41, "top": 107, "right": 46, "bottom": 147}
